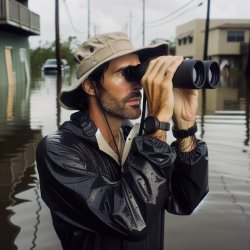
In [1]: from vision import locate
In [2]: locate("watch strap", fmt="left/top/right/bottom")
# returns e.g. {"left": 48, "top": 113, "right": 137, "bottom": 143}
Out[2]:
{"left": 158, "top": 121, "right": 170, "bottom": 131}
{"left": 172, "top": 122, "right": 197, "bottom": 139}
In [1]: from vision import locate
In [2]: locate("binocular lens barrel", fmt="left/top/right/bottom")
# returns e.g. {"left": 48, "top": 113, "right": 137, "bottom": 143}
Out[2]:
{"left": 124, "top": 59, "right": 220, "bottom": 89}
{"left": 203, "top": 61, "right": 220, "bottom": 89}
{"left": 172, "top": 60, "right": 205, "bottom": 89}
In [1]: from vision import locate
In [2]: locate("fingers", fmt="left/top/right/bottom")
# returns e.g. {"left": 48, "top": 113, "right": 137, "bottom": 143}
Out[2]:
{"left": 140, "top": 56, "right": 186, "bottom": 121}
{"left": 142, "top": 56, "right": 183, "bottom": 85}
{"left": 141, "top": 56, "right": 183, "bottom": 104}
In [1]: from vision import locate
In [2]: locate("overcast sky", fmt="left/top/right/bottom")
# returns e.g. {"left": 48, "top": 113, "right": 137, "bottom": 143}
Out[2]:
{"left": 28, "top": 0, "right": 250, "bottom": 48}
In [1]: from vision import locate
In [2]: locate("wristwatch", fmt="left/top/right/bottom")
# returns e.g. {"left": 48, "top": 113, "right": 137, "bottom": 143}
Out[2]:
{"left": 143, "top": 116, "right": 170, "bottom": 134}
{"left": 172, "top": 122, "right": 197, "bottom": 138}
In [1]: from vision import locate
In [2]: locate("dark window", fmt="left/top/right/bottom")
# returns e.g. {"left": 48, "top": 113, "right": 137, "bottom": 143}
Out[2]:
{"left": 188, "top": 36, "right": 193, "bottom": 43}
{"left": 227, "top": 30, "right": 244, "bottom": 42}
{"left": 178, "top": 39, "right": 182, "bottom": 46}
{"left": 183, "top": 37, "right": 187, "bottom": 44}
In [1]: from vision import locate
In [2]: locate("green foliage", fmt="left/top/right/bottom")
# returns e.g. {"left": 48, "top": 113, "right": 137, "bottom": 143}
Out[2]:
{"left": 60, "top": 36, "right": 80, "bottom": 66}
{"left": 30, "top": 36, "right": 80, "bottom": 75}
{"left": 150, "top": 38, "right": 176, "bottom": 55}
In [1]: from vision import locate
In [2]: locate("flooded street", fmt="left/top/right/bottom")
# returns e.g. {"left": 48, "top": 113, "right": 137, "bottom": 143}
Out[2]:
{"left": 0, "top": 72, "right": 250, "bottom": 250}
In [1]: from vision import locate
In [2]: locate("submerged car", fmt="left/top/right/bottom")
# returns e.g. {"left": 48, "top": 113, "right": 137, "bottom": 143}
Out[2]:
{"left": 41, "top": 58, "right": 70, "bottom": 73}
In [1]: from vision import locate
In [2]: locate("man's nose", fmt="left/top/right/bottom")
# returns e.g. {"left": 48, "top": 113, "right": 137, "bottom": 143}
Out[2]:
{"left": 131, "top": 80, "right": 142, "bottom": 91}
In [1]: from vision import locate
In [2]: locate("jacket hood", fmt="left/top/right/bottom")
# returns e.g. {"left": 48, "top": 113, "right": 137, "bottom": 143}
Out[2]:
{"left": 60, "top": 111, "right": 98, "bottom": 146}
{"left": 60, "top": 111, "right": 133, "bottom": 147}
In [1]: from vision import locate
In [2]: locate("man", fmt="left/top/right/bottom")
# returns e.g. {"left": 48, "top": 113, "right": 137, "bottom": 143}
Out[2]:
{"left": 36, "top": 32, "right": 208, "bottom": 250}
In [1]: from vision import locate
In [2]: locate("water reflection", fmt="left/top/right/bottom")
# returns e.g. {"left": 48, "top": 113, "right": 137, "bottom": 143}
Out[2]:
{"left": 0, "top": 75, "right": 43, "bottom": 250}
{"left": 0, "top": 71, "right": 250, "bottom": 250}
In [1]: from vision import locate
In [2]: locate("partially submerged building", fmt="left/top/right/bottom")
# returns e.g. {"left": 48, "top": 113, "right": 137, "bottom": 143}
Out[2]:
{"left": 0, "top": 0, "right": 40, "bottom": 86}
{"left": 0, "top": 0, "right": 40, "bottom": 122}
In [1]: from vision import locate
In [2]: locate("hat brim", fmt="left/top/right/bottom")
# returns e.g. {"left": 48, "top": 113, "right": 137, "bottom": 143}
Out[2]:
{"left": 58, "top": 42, "right": 169, "bottom": 110}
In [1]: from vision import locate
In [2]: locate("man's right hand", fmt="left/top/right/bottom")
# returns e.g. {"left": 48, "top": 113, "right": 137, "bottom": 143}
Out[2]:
{"left": 141, "top": 56, "right": 184, "bottom": 123}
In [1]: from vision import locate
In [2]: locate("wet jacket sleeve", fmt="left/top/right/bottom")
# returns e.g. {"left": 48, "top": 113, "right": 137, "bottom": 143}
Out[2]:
{"left": 165, "top": 140, "right": 209, "bottom": 215}
{"left": 36, "top": 132, "right": 208, "bottom": 240}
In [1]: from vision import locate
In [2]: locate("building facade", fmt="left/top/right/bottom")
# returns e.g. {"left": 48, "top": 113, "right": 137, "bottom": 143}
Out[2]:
{"left": 176, "top": 19, "right": 250, "bottom": 72}
{"left": 0, "top": 0, "right": 40, "bottom": 86}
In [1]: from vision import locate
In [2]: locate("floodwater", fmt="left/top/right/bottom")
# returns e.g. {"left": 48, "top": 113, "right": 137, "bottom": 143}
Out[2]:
{"left": 0, "top": 71, "right": 250, "bottom": 250}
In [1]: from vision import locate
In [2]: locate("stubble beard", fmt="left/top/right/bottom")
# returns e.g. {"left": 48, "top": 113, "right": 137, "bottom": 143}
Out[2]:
{"left": 98, "top": 91, "right": 141, "bottom": 120}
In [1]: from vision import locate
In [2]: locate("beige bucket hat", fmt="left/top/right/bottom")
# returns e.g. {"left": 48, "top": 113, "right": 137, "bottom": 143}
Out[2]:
{"left": 58, "top": 32, "right": 168, "bottom": 110}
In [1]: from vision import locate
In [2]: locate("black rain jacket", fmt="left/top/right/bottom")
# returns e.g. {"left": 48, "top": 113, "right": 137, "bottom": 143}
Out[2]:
{"left": 36, "top": 111, "right": 208, "bottom": 250}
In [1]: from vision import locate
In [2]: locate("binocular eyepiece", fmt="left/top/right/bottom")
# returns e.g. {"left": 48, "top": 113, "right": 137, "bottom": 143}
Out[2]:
{"left": 124, "top": 58, "right": 220, "bottom": 89}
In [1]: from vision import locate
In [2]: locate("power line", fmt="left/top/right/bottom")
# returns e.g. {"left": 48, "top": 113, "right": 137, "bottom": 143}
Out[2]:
{"left": 62, "top": 0, "right": 87, "bottom": 35}
{"left": 146, "top": 1, "right": 204, "bottom": 28}
{"left": 132, "top": 0, "right": 204, "bottom": 45}
{"left": 146, "top": 0, "right": 200, "bottom": 25}
{"left": 87, "top": 0, "right": 91, "bottom": 38}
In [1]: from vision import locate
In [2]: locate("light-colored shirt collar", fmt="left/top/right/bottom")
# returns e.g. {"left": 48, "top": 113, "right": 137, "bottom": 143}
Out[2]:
{"left": 95, "top": 123, "right": 140, "bottom": 166}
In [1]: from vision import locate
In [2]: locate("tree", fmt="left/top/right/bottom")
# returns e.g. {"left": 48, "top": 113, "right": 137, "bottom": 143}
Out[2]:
{"left": 30, "top": 36, "right": 80, "bottom": 75}
{"left": 150, "top": 38, "right": 176, "bottom": 55}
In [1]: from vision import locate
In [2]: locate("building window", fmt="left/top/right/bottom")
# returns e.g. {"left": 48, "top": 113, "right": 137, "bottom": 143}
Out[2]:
{"left": 188, "top": 36, "right": 193, "bottom": 44}
{"left": 183, "top": 37, "right": 187, "bottom": 44}
{"left": 227, "top": 30, "right": 244, "bottom": 42}
{"left": 178, "top": 39, "right": 182, "bottom": 46}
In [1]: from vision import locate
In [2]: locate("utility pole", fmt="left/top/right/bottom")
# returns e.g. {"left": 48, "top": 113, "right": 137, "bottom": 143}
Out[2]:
{"left": 203, "top": 0, "right": 210, "bottom": 60}
{"left": 201, "top": 0, "right": 211, "bottom": 138}
{"left": 93, "top": 23, "right": 97, "bottom": 35}
{"left": 142, "top": 0, "right": 145, "bottom": 46}
{"left": 88, "top": 0, "right": 91, "bottom": 38}
{"left": 129, "top": 10, "right": 132, "bottom": 39}
{"left": 55, "top": 0, "right": 61, "bottom": 75}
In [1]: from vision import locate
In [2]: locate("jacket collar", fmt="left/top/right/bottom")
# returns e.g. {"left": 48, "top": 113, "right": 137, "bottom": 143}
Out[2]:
{"left": 69, "top": 111, "right": 139, "bottom": 166}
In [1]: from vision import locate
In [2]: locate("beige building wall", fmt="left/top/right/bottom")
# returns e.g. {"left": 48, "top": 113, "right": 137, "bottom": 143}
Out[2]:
{"left": 176, "top": 19, "right": 204, "bottom": 59}
{"left": 176, "top": 19, "right": 250, "bottom": 61}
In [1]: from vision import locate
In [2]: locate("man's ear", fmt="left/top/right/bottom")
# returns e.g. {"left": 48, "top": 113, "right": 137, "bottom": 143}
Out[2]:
{"left": 82, "top": 79, "right": 96, "bottom": 96}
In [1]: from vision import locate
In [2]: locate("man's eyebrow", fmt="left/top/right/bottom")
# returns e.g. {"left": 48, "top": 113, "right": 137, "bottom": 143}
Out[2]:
{"left": 113, "top": 66, "right": 128, "bottom": 73}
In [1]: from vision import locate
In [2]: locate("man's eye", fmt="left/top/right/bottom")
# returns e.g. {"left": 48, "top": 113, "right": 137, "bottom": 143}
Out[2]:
{"left": 118, "top": 71, "right": 125, "bottom": 77}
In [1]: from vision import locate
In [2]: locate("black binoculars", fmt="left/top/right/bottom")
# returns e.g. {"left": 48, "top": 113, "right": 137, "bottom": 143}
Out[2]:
{"left": 124, "top": 59, "right": 220, "bottom": 89}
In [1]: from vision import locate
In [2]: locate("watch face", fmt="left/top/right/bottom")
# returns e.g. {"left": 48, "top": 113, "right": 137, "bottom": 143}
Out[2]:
{"left": 144, "top": 116, "right": 158, "bottom": 134}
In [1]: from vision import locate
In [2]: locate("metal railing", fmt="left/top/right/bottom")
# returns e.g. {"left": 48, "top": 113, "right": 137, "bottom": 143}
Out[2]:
{"left": 0, "top": 0, "right": 40, "bottom": 33}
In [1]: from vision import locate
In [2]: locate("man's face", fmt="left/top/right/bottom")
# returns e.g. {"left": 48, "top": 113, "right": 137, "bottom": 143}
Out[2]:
{"left": 97, "top": 54, "right": 142, "bottom": 120}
